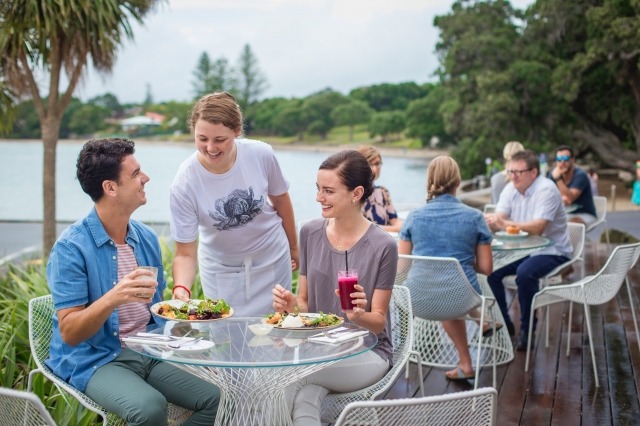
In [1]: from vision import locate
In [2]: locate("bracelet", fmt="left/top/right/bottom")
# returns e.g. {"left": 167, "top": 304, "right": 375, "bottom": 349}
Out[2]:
{"left": 172, "top": 285, "right": 191, "bottom": 298}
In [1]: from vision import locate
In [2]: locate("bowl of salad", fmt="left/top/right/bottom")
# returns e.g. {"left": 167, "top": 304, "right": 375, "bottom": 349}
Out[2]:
{"left": 151, "top": 298, "right": 234, "bottom": 322}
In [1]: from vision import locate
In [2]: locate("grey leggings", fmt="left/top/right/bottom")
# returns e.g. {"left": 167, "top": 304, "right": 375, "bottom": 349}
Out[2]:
{"left": 285, "top": 350, "right": 389, "bottom": 426}
{"left": 85, "top": 349, "right": 220, "bottom": 426}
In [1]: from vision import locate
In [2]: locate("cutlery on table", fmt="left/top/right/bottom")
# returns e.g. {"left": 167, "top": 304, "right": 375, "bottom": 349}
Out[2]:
{"left": 168, "top": 337, "right": 203, "bottom": 349}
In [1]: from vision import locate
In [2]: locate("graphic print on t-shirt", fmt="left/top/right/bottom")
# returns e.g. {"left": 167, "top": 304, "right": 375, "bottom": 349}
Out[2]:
{"left": 208, "top": 187, "right": 264, "bottom": 230}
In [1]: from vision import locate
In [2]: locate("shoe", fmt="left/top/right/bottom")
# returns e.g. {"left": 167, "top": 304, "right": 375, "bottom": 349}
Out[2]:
{"left": 482, "top": 322, "right": 504, "bottom": 338}
{"left": 516, "top": 329, "right": 533, "bottom": 352}
{"left": 506, "top": 323, "right": 515, "bottom": 336}
{"left": 445, "top": 365, "right": 476, "bottom": 382}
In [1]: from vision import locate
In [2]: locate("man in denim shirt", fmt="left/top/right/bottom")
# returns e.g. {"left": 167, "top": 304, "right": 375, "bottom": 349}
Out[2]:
{"left": 46, "top": 139, "right": 219, "bottom": 425}
{"left": 485, "top": 150, "right": 571, "bottom": 352}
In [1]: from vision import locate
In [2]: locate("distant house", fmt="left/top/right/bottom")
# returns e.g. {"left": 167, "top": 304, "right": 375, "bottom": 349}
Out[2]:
{"left": 120, "top": 112, "right": 165, "bottom": 132}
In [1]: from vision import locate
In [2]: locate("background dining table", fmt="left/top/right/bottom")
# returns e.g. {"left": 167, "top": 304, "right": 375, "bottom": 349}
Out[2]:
{"left": 124, "top": 317, "right": 378, "bottom": 426}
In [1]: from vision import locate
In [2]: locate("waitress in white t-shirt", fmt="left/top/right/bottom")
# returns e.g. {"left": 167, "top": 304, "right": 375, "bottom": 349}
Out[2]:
{"left": 169, "top": 92, "right": 298, "bottom": 316}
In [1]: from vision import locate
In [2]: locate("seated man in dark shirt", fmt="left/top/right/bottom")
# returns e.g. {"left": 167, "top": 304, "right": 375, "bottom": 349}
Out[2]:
{"left": 548, "top": 145, "right": 597, "bottom": 226}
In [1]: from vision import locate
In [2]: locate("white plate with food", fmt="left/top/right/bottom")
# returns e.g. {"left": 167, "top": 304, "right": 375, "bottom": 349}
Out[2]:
{"left": 262, "top": 312, "right": 344, "bottom": 330}
{"left": 151, "top": 299, "right": 234, "bottom": 323}
{"left": 495, "top": 231, "right": 529, "bottom": 239}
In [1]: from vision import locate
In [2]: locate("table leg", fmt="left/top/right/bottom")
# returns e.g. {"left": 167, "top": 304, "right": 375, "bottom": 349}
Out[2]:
{"left": 175, "top": 363, "right": 336, "bottom": 426}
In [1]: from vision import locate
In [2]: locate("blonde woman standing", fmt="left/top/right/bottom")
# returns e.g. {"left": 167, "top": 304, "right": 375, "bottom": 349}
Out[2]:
{"left": 356, "top": 145, "right": 403, "bottom": 232}
{"left": 169, "top": 92, "right": 298, "bottom": 316}
{"left": 491, "top": 141, "right": 525, "bottom": 203}
{"left": 399, "top": 156, "right": 494, "bottom": 381}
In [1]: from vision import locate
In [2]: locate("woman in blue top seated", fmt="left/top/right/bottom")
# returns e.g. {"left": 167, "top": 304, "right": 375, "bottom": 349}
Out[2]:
{"left": 398, "top": 156, "right": 494, "bottom": 381}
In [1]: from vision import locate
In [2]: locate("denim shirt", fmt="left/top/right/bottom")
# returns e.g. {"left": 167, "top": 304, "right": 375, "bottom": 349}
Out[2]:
{"left": 399, "top": 194, "right": 492, "bottom": 293}
{"left": 45, "top": 208, "right": 166, "bottom": 392}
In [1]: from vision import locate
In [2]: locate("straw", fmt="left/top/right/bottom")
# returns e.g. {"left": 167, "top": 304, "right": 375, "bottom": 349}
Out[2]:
{"left": 345, "top": 250, "right": 349, "bottom": 272}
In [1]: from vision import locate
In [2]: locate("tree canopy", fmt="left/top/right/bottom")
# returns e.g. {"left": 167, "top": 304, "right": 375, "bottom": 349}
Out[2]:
{"left": 435, "top": 0, "right": 640, "bottom": 178}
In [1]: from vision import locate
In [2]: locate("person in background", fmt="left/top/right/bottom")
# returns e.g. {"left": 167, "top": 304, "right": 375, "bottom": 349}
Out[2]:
{"left": 548, "top": 145, "right": 597, "bottom": 226}
{"left": 398, "top": 156, "right": 494, "bottom": 381}
{"left": 587, "top": 167, "right": 599, "bottom": 196}
{"left": 491, "top": 142, "right": 525, "bottom": 204}
{"left": 485, "top": 150, "right": 572, "bottom": 351}
{"left": 47, "top": 139, "right": 220, "bottom": 425}
{"left": 632, "top": 161, "right": 640, "bottom": 210}
{"left": 170, "top": 92, "right": 298, "bottom": 316}
{"left": 273, "top": 150, "right": 397, "bottom": 425}
{"left": 356, "top": 145, "right": 403, "bottom": 232}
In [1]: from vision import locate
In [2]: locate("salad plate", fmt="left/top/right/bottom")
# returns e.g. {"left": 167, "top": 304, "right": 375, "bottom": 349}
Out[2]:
{"left": 150, "top": 299, "right": 234, "bottom": 323}
{"left": 262, "top": 312, "right": 344, "bottom": 331}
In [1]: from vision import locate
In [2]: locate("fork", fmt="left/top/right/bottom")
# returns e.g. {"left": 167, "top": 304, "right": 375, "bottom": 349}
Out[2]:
{"left": 321, "top": 330, "right": 341, "bottom": 339}
{"left": 168, "top": 337, "right": 203, "bottom": 349}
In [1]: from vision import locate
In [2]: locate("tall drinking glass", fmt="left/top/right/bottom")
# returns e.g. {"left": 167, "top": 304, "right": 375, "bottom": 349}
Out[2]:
{"left": 135, "top": 266, "right": 157, "bottom": 299}
{"left": 338, "top": 270, "right": 358, "bottom": 313}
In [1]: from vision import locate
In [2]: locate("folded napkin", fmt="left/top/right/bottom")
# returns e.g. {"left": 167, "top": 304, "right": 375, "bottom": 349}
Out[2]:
{"left": 308, "top": 329, "right": 369, "bottom": 344}
{"left": 121, "top": 333, "right": 195, "bottom": 347}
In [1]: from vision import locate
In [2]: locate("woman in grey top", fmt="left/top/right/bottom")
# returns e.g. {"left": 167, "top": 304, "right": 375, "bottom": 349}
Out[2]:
{"left": 273, "top": 150, "right": 397, "bottom": 426}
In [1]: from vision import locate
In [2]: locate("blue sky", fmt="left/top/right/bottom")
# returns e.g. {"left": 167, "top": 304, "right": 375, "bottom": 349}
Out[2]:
{"left": 75, "top": 0, "right": 535, "bottom": 104}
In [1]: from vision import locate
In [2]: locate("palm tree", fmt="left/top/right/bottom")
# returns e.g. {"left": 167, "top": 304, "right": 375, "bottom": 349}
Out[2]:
{"left": 0, "top": 79, "right": 16, "bottom": 134}
{"left": 0, "top": 0, "right": 163, "bottom": 255}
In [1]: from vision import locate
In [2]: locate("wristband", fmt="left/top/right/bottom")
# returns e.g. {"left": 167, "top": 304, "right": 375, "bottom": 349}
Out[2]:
{"left": 172, "top": 285, "right": 191, "bottom": 298}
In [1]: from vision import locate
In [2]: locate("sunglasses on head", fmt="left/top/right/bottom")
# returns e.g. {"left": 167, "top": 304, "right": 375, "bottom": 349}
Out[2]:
{"left": 556, "top": 155, "right": 571, "bottom": 162}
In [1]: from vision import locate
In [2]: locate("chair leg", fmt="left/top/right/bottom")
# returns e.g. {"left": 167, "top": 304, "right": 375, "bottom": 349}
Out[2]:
{"left": 492, "top": 318, "right": 497, "bottom": 389}
{"left": 405, "top": 355, "right": 410, "bottom": 380}
{"left": 474, "top": 301, "right": 486, "bottom": 390}
{"left": 525, "top": 298, "right": 537, "bottom": 372}
{"left": 626, "top": 277, "right": 640, "bottom": 355}
{"left": 409, "top": 350, "right": 425, "bottom": 397}
{"left": 27, "top": 369, "right": 41, "bottom": 392}
{"left": 604, "top": 223, "right": 610, "bottom": 252}
{"left": 582, "top": 290, "right": 599, "bottom": 388}
{"left": 566, "top": 301, "right": 573, "bottom": 357}
{"left": 545, "top": 307, "right": 550, "bottom": 348}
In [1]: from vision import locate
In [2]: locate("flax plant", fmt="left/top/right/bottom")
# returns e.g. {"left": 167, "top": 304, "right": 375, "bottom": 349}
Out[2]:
{"left": 0, "top": 263, "right": 99, "bottom": 424}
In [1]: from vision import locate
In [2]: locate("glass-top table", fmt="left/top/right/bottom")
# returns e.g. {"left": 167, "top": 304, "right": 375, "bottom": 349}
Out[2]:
{"left": 124, "top": 318, "right": 377, "bottom": 426}
{"left": 491, "top": 234, "right": 554, "bottom": 272}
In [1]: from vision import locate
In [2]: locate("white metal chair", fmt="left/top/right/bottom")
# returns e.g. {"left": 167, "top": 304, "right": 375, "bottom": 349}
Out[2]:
{"left": 515, "top": 223, "right": 587, "bottom": 349}
{"left": 395, "top": 255, "right": 499, "bottom": 389}
{"left": 0, "top": 387, "right": 57, "bottom": 426}
{"left": 483, "top": 204, "right": 497, "bottom": 214}
{"left": 320, "top": 286, "right": 424, "bottom": 423}
{"left": 586, "top": 196, "right": 610, "bottom": 251}
{"left": 502, "top": 222, "right": 586, "bottom": 338}
{"left": 524, "top": 242, "right": 640, "bottom": 387}
{"left": 333, "top": 387, "right": 498, "bottom": 426}
{"left": 27, "top": 295, "right": 191, "bottom": 426}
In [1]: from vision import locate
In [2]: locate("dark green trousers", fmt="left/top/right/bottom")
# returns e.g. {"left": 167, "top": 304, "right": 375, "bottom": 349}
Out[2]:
{"left": 85, "top": 349, "right": 219, "bottom": 426}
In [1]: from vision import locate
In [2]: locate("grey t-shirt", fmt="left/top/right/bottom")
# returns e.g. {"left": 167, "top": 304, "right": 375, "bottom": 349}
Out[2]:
{"left": 300, "top": 218, "right": 398, "bottom": 365}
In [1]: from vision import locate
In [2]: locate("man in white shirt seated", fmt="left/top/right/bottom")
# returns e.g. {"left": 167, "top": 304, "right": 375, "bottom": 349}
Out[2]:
{"left": 484, "top": 150, "right": 572, "bottom": 351}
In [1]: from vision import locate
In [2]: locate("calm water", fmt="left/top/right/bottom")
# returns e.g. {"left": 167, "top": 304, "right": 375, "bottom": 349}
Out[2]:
{"left": 0, "top": 141, "right": 428, "bottom": 225}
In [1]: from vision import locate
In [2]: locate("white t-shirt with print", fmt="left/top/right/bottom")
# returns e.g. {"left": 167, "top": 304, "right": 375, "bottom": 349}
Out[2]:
{"left": 169, "top": 139, "right": 291, "bottom": 314}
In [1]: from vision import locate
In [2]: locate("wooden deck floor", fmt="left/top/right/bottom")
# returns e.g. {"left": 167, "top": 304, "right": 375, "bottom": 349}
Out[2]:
{"left": 385, "top": 242, "right": 640, "bottom": 425}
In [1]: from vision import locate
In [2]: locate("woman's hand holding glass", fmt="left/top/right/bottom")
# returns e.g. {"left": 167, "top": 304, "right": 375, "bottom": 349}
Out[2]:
{"left": 334, "top": 284, "right": 368, "bottom": 321}
{"left": 272, "top": 283, "right": 297, "bottom": 313}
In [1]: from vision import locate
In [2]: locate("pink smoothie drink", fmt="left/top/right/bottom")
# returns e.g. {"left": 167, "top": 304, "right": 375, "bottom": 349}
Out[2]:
{"left": 338, "top": 272, "right": 358, "bottom": 313}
